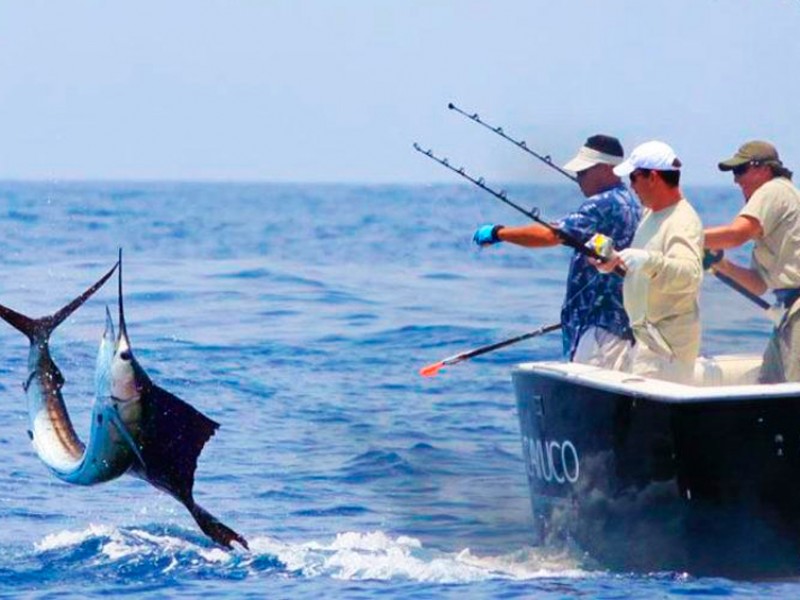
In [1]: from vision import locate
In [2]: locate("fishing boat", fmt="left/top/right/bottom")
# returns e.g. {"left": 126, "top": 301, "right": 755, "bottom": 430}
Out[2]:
{"left": 513, "top": 355, "right": 800, "bottom": 577}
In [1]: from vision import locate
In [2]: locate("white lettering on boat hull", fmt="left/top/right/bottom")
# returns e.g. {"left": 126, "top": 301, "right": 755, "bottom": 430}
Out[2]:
{"left": 522, "top": 436, "right": 579, "bottom": 484}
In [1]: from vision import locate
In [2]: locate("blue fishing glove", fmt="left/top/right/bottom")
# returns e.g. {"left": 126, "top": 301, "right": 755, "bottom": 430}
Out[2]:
{"left": 473, "top": 224, "right": 504, "bottom": 246}
{"left": 703, "top": 249, "right": 724, "bottom": 271}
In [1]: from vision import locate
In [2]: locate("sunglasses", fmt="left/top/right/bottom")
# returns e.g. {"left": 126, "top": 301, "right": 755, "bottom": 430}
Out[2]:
{"left": 629, "top": 169, "right": 651, "bottom": 184}
{"left": 732, "top": 162, "right": 757, "bottom": 177}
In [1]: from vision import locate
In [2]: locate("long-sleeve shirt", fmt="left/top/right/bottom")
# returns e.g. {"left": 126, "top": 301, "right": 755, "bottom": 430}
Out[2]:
{"left": 623, "top": 198, "right": 703, "bottom": 364}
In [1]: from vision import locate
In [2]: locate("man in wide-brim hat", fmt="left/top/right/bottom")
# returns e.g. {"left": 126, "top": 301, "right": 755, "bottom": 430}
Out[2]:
{"left": 704, "top": 140, "right": 800, "bottom": 383}
{"left": 472, "top": 134, "right": 641, "bottom": 370}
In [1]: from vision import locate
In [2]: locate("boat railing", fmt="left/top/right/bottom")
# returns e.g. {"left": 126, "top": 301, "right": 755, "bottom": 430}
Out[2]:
{"left": 692, "top": 355, "right": 762, "bottom": 387}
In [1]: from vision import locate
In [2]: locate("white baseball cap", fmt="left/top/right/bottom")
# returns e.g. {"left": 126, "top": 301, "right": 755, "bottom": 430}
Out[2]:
{"left": 613, "top": 140, "right": 682, "bottom": 177}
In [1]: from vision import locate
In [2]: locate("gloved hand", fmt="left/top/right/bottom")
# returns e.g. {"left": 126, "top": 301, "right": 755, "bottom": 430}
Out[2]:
{"left": 618, "top": 248, "right": 652, "bottom": 272}
{"left": 473, "top": 224, "right": 504, "bottom": 246}
{"left": 703, "top": 249, "right": 724, "bottom": 271}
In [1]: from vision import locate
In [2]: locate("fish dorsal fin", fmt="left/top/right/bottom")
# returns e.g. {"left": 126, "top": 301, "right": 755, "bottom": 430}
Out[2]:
{"left": 135, "top": 383, "right": 220, "bottom": 503}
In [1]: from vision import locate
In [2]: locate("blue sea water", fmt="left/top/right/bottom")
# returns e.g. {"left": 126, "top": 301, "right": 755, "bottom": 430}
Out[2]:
{"left": 0, "top": 181, "right": 791, "bottom": 598}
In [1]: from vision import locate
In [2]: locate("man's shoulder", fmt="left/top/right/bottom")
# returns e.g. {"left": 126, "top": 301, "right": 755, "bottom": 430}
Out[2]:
{"left": 744, "top": 178, "right": 800, "bottom": 216}
{"left": 759, "top": 177, "right": 800, "bottom": 200}
{"left": 584, "top": 186, "right": 637, "bottom": 213}
{"left": 667, "top": 198, "right": 703, "bottom": 231}
{"left": 589, "top": 184, "right": 635, "bottom": 204}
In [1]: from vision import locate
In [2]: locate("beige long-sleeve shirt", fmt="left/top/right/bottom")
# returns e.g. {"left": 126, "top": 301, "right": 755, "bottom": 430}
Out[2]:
{"left": 623, "top": 198, "right": 704, "bottom": 364}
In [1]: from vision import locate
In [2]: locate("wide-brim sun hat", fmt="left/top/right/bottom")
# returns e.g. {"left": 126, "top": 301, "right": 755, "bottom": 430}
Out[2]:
{"left": 563, "top": 134, "right": 624, "bottom": 173}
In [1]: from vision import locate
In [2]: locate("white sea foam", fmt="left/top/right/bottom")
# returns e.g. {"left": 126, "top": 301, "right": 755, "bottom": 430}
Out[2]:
{"left": 35, "top": 523, "right": 116, "bottom": 551}
{"left": 247, "top": 530, "right": 589, "bottom": 583}
{"left": 34, "top": 526, "right": 590, "bottom": 583}
{"left": 35, "top": 524, "right": 235, "bottom": 567}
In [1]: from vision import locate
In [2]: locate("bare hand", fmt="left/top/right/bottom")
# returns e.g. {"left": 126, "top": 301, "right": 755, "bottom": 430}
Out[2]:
{"left": 590, "top": 252, "right": 623, "bottom": 274}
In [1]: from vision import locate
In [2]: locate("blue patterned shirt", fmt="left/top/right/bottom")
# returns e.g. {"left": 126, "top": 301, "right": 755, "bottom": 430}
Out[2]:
{"left": 555, "top": 184, "right": 641, "bottom": 359}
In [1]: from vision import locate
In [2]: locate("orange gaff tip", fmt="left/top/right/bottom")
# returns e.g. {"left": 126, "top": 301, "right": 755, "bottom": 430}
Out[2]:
{"left": 419, "top": 362, "right": 444, "bottom": 377}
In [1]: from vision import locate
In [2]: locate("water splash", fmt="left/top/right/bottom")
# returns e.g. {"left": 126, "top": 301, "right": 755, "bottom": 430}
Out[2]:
{"left": 248, "top": 530, "right": 588, "bottom": 582}
{"left": 30, "top": 525, "right": 588, "bottom": 584}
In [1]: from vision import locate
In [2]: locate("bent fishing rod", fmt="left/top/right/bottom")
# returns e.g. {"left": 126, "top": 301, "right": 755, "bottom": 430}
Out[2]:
{"left": 449, "top": 103, "right": 771, "bottom": 313}
{"left": 448, "top": 102, "right": 578, "bottom": 183}
{"left": 420, "top": 322, "right": 561, "bottom": 377}
{"left": 710, "top": 268, "right": 770, "bottom": 311}
{"left": 412, "top": 143, "right": 624, "bottom": 275}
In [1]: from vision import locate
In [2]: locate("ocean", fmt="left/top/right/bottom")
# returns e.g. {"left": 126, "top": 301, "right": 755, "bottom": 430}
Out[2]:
{"left": 0, "top": 181, "right": 791, "bottom": 598}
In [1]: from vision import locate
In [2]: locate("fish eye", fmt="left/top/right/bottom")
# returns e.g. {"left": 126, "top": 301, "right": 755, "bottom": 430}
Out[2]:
{"left": 120, "top": 350, "right": 132, "bottom": 361}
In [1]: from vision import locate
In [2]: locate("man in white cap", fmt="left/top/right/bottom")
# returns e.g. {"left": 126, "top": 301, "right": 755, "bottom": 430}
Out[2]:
{"left": 473, "top": 134, "right": 641, "bottom": 369}
{"left": 704, "top": 141, "right": 800, "bottom": 383}
{"left": 596, "top": 140, "right": 703, "bottom": 383}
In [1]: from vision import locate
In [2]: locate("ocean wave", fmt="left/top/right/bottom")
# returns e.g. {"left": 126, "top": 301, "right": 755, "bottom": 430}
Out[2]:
{"left": 249, "top": 530, "right": 588, "bottom": 583}
{"left": 20, "top": 526, "right": 589, "bottom": 585}
{"left": 3, "top": 524, "right": 594, "bottom": 586}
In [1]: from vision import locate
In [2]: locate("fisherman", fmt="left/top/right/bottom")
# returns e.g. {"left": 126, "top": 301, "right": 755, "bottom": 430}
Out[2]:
{"left": 594, "top": 141, "right": 703, "bottom": 383}
{"left": 703, "top": 141, "right": 800, "bottom": 383}
{"left": 473, "top": 135, "right": 641, "bottom": 369}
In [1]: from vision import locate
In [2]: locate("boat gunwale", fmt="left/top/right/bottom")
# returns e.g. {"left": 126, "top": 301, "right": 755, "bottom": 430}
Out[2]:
{"left": 513, "top": 358, "right": 800, "bottom": 403}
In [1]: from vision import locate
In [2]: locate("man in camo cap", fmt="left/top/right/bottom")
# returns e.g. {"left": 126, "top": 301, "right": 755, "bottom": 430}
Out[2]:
{"left": 704, "top": 140, "right": 800, "bottom": 383}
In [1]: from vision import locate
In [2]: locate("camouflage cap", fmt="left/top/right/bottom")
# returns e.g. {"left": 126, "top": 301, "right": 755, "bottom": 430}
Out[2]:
{"left": 718, "top": 141, "right": 781, "bottom": 171}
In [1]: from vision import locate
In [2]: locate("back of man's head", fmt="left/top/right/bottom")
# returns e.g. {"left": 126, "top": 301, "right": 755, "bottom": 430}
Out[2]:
{"left": 585, "top": 135, "right": 624, "bottom": 159}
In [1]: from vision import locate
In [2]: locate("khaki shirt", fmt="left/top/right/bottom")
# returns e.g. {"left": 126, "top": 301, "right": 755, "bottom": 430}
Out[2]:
{"left": 739, "top": 177, "right": 800, "bottom": 291}
{"left": 623, "top": 198, "right": 704, "bottom": 364}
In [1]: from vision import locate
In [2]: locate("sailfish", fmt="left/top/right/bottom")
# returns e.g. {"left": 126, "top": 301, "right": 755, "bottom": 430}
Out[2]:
{"left": 0, "top": 257, "right": 248, "bottom": 549}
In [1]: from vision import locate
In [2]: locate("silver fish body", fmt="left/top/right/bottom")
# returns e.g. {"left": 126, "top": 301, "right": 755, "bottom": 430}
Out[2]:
{"left": 0, "top": 257, "right": 247, "bottom": 550}
{"left": 5, "top": 264, "right": 123, "bottom": 484}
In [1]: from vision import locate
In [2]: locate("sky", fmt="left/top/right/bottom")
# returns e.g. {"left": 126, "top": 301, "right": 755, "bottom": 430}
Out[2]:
{"left": 0, "top": 1, "right": 798, "bottom": 184}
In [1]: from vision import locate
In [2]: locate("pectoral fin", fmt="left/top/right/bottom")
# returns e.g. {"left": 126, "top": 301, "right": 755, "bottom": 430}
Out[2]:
{"left": 108, "top": 407, "right": 146, "bottom": 469}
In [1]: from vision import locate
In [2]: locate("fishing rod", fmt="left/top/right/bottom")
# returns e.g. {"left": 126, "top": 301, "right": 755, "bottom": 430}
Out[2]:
{"left": 420, "top": 322, "right": 562, "bottom": 377}
{"left": 710, "top": 268, "right": 771, "bottom": 311}
{"left": 448, "top": 102, "right": 578, "bottom": 183}
{"left": 413, "top": 142, "right": 619, "bottom": 376}
{"left": 412, "top": 143, "right": 625, "bottom": 275}
{"left": 448, "top": 104, "right": 771, "bottom": 314}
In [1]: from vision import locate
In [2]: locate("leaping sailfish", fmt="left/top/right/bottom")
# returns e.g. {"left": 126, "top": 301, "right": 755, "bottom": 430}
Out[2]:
{"left": 0, "top": 255, "right": 248, "bottom": 549}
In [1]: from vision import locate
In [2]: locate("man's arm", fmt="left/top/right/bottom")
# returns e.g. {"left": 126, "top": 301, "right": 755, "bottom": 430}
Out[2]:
{"left": 496, "top": 223, "right": 561, "bottom": 248}
{"left": 712, "top": 258, "right": 768, "bottom": 296}
{"left": 648, "top": 235, "right": 703, "bottom": 294}
{"left": 704, "top": 215, "right": 767, "bottom": 295}
{"left": 704, "top": 216, "right": 762, "bottom": 250}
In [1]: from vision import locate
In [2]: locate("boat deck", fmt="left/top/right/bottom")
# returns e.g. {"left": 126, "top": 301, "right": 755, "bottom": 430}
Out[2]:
{"left": 514, "top": 354, "right": 800, "bottom": 402}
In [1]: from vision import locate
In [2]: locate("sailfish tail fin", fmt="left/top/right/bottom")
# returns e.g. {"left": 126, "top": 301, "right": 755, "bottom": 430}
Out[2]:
{"left": 0, "top": 303, "right": 38, "bottom": 341}
{"left": 46, "top": 262, "right": 120, "bottom": 333}
{"left": 0, "top": 261, "right": 119, "bottom": 342}
{"left": 188, "top": 502, "right": 249, "bottom": 550}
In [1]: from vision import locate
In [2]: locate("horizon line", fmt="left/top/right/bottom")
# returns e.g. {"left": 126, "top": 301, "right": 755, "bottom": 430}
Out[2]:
{"left": 0, "top": 177, "right": 734, "bottom": 188}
